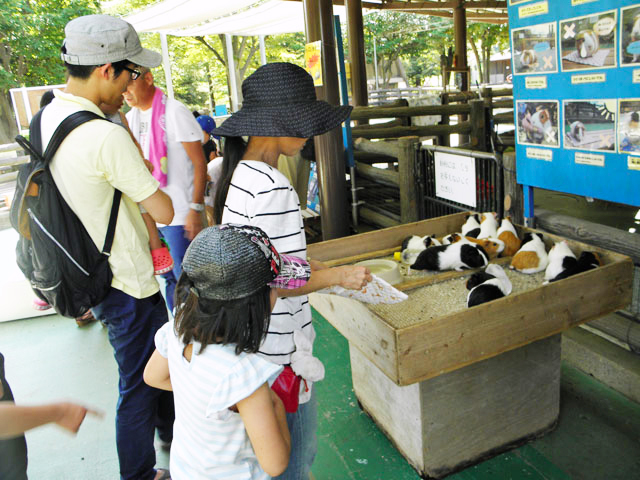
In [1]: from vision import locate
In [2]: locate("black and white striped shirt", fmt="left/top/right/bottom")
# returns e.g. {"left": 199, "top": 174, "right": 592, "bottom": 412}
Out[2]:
{"left": 222, "top": 161, "right": 315, "bottom": 401}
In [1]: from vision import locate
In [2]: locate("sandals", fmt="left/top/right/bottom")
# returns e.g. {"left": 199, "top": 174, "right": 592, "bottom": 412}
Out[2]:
{"left": 152, "top": 245, "right": 174, "bottom": 275}
{"left": 75, "top": 310, "right": 96, "bottom": 327}
{"left": 33, "top": 298, "right": 52, "bottom": 311}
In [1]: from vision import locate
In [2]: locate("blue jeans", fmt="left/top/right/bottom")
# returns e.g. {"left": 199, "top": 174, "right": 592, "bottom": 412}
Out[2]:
{"left": 92, "top": 288, "right": 173, "bottom": 480}
{"left": 158, "top": 225, "right": 191, "bottom": 312}
{"left": 274, "top": 388, "right": 318, "bottom": 480}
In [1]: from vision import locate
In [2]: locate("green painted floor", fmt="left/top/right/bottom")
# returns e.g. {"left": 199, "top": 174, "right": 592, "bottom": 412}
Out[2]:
{"left": 311, "top": 308, "right": 640, "bottom": 480}
{"left": 0, "top": 309, "right": 639, "bottom": 479}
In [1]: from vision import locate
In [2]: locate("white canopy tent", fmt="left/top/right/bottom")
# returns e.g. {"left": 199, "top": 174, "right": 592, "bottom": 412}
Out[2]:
{"left": 124, "top": 0, "right": 348, "bottom": 108}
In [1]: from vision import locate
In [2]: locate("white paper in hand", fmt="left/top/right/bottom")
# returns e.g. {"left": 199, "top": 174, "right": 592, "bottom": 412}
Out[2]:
{"left": 318, "top": 274, "right": 408, "bottom": 305}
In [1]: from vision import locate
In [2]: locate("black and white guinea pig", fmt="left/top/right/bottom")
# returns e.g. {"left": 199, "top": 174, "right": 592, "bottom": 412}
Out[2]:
{"left": 400, "top": 235, "right": 441, "bottom": 264}
{"left": 466, "top": 264, "right": 512, "bottom": 307}
{"left": 461, "top": 213, "right": 481, "bottom": 238}
{"left": 548, "top": 251, "right": 602, "bottom": 283}
{"left": 510, "top": 232, "right": 549, "bottom": 274}
{"left": 544, "top": 241, "right": 576, "bottom": 284}
{"left": 478, "top": 212, "right": 499, "bottom": 239}
{"left": 411, "top": 240, "right": 489, "bottom": 272}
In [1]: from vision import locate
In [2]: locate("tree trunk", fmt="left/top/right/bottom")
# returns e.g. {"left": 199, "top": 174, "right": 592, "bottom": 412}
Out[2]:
{"left": 395, "top": 58, "right": 408, "bottom": 87}
{"left": 468, "top": 39, "right": 483, "bottom": 84}
{"left": 0, "top": 92, "right": 17, "bottom": 144}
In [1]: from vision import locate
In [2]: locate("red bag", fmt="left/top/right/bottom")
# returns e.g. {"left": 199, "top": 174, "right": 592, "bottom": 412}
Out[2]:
{"left": 271, "top": 366, "right": 302, "bottom": 413}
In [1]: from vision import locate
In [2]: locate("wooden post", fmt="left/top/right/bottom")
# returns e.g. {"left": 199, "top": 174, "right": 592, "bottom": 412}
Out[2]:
{"left": 502, "top": 152, "right": 523, "bottom": 225}
{"left": 439, "top": 92, "right": 450, "bottom": 147}
{"left": 304, "top": 0, "right": 350, "bottom": 240}
{"left": 345, "top": 0, "right": 368, "bottom": 124}
{"left": 398, "top": 136, "right": 420, "bottom": 224}
{"left": 469, "top": 99, "right": 487, "bottom": 151}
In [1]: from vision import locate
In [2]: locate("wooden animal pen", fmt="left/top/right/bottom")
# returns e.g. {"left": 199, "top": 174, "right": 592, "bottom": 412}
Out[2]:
{"left": 349, "top": 87, "right": 514, "bottom": 230}
{"left": 308, "top": 211, "right": 633, "bottom": 478}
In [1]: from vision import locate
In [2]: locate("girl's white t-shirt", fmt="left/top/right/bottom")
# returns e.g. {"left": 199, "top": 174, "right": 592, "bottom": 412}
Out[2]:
{"left": 155, "top": 322, "right": 282, "bottom": 480}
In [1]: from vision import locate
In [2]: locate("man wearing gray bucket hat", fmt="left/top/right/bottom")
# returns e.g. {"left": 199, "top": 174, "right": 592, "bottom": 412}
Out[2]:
{"left": 40, "top": 14, "right": 174, "bottom": 480}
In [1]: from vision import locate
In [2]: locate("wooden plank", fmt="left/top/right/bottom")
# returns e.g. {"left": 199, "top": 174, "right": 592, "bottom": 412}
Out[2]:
{"left": 307, "top": 211, "right": 468, "bottom": 261}
{"left": 322, "top": 246, "right": 400, "bottom": 267}
{"left": 503, "top": 152, "right": 523, "bottom": 225}
{"left": 353, "top": 151, "right": 396, "bottom": 165}
{"left": 397, "top": 136, "right": 420, "bottom": 223}
{"left": 355, "top": 161, "right": 399, "bottom": 186}
{"left": 354, "top": 137, "right": 399, "bottom": 157}
{"left": 395, "top": 258, "right": 633, "bottom": 385}
{"left": 352, "top": 122, "right": 471, "bottom": 140}
{"left": 351, "top": 103, "right": 470, "bottom": 120}
{"left": 359, "top": 207, "right": 400, "bottom": 229}
{"left": 309, "top": 292, "right": 399, "bottom": 379}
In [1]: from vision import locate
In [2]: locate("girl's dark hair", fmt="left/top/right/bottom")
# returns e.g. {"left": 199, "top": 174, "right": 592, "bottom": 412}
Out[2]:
{"left": 61, "top": 45, "right": 130, "bottom": 79}
{"left": 213, "top": 136, "right": 248, "bottom": 224}
{"left": 173, "top": 272, "right": 271, "bottom": 355}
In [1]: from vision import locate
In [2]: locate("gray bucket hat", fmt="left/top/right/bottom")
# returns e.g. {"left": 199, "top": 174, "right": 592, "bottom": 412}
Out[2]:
{"left": 211, "top": 62, "right": 352, "bottom": 138}
{"left": 61, "top": 14, "right": 161, "bottom": 68}
{"left": 183, "top": 224, "right": 311, "bottom": 301}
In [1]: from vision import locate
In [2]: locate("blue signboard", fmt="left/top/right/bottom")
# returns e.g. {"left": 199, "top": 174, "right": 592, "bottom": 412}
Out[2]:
{"left": 508, "top": 0, "right": 640, "bottom": 217}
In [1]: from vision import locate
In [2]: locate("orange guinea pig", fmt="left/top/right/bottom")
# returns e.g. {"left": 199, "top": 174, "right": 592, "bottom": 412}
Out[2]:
{"left": 497, "top": 216, "right": 521, "bottom": 257}
{"left": 444, "top": 234, "right": 504, "bottom": 259}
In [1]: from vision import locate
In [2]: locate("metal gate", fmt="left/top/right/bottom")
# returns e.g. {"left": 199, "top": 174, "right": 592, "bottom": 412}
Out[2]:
{"left": 419, "top": 145, "right": 504, "bottom": 220}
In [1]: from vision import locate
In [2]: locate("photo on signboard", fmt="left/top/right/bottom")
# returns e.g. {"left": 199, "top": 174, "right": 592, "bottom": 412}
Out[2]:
{"left": 511, "top": 23, "right": 558, "bottom": 75}
{"left": 563, "top": 100, "right": 617, "bottom": 152}
{"left": 560, "top": 10, "right": 617, "bottom": 71}
{"left": 508, "top": 0, "right": 535, "bottom": 5}
{"left": 516, "top": 100, "right": 559, "bottom": 147}
{"left": 618, "top": 99, "right": 640, "bottom": 153}
{"left": 621, "top": 5, "right": 640, "bottom": 67}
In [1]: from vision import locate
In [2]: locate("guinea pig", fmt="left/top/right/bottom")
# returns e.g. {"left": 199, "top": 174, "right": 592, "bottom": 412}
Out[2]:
{"left": 576, "top": 30, "right": 599, "bottom": 59}
{"left": 530, "top": 109, "right": 553, "bottom": 143}
{"left": 544, "top": 241, "right": 577, "bottom": 284}
{"left": 441, "top": 233, "right": 461, "bottom": 245}
{"left": 510, "top": 232, "right": 549, "bottom": 274}
{"left": 548, "top": 251, "right": 602, "bottom": 282}
{"left": 497, "top": 216, "right": 521, "bottom": 257}
{"left": 446, "top": 233, "right": 504, "bottom": 259}
{"left": 568, "top": 121, "right": 586, "bottom": 145}
{"left": 478, "top": 212, "right": 499, "bottom": 239}
{"left": 461, "top": 213, "right": 481, "bottom": 238}
{"left": 411, "top": 240, "right": 489, "bottom": 272}
{"left": 466, "top": 264, "right": 513, "bottom": 308}
{"left": 520, "top": 49, "right": 538, "bottom": 68}
{"left": 400, "top": 234, "right": 441, "bottom": 264}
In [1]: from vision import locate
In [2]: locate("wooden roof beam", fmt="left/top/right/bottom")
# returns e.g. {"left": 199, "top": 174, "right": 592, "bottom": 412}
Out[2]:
{"left": 381, "top": 1, "right": 507, "bottom": 10}
{"left": 401, "top": 9, "right": 507, "bottom": 22}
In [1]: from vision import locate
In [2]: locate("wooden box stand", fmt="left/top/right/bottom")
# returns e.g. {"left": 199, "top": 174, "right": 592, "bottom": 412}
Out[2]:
{"left": 307, "top": 212, "right": 632, "bottom": 478}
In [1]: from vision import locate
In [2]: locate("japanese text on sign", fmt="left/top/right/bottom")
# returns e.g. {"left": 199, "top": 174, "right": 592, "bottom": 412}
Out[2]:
{"left": 434, "top": 152, "right": 476, "bottom": 207}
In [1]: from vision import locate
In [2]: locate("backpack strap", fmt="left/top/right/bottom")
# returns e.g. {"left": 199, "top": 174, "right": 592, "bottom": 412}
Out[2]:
{"left": 34, "top": 109, "right": 123, "bottom": 256}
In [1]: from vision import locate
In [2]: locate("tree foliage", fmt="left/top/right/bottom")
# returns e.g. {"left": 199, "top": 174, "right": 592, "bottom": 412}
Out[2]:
{"left": 467, "top": 23, "right": 510, "bottom": 84}
{"left": 0, "top": 0, "right": 100, "bottom": 142}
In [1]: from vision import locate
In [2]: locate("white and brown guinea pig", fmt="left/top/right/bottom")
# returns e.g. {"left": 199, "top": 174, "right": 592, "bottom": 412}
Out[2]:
{"left": 411, "top": 239, "right": 489, "bottom": 272}
{"left": 510, "top": 232, "right": 549, "bottom": 274}
{"left": 400, "top": 234, "right": 441, "bottom": 264}
{"left": 497, "top": 216, "right": 521, "bottom": 257}
{"left": 549, "top": 251, "right": 602, "bottom": 283}
{"left": 544, "top": 241, "right": 577, "bottom": 283}
{"left": 520, "top": 49, "right": 538, "bottom": 68}
{"left": 461, "top": 213, "right": 481, "bottom": 238}
{"left": 478, "top": 212, "right": 499, "bottom": 239}
{"left": 466, "top": 264, "right": 512, "bottom": 308}
{"left": 576, "top": 30, "right": 599, "bottom": 59}
{"left": 444, "top": 233, "right": 503, "bottom": 259}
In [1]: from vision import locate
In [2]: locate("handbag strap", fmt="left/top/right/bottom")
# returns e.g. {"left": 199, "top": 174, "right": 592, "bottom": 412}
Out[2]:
{"left": 31, "top": 109, "right": 122, "bottom": 255}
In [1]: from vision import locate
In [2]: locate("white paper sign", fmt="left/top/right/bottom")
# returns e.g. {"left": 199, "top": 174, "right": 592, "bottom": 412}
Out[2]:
{"left": 434, "top": 152, "right": 476, "bottom": 207}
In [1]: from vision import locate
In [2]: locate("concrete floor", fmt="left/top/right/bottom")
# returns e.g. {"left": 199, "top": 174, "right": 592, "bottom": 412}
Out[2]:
{"left": 1, "top": 309, "right": 639, "bottom": 479}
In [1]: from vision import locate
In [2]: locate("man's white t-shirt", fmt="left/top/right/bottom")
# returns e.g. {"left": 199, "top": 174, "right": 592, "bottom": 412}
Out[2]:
{"left": 127, "top": 97, "right": 203, "bottom": 226}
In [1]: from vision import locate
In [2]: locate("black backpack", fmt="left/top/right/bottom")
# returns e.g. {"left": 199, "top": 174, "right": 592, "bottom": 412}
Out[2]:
{"left": 10, "top": 109, "right": 122, "bottom": 318}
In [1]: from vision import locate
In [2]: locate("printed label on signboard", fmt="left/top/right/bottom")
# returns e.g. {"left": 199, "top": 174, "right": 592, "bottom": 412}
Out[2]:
{"left": 571, "top": 0, "right": 597, "bottom": 5}
{"left": 434, "top": 152, "right": 476, "bottom": 208}
{"left": 571, "top": 73, "right": 606, "bottom": 84}
{"left": 575, "top": 152, "right": 605, "bottom": 166}
{"left": 519, "top": 1, "right": 548, "bottom": 18}
{"left": 633, "top": 70, "right": 640, "bottom": 83}
{"left": 526, "top": 147, "right": 553, "bottom": 161}
{"left": 629, "top": 157, "right": 640, "bottom": 170}
{"left": 525, "top": 76, "right": 548, "bottom": 89}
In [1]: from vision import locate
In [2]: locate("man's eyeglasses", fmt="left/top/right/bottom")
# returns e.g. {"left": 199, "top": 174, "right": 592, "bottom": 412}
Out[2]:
{"left": 123, "top": 66, "right": 141, "bottom": 80}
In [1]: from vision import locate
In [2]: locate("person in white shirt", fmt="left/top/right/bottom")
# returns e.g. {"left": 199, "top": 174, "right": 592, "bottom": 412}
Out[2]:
{"left": 144, "top": 224, "right": 312, "bottom": 479}
{"left": 212, "top": 62, "right": 372, "bottom": 480}
{"left": 125, "top": 69, "right": 207, "bottom": 312}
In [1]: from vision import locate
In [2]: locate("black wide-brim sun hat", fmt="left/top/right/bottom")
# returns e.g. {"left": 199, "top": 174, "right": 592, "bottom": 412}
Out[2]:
{"left": 211, "top": 62, "right": 352, "bottom": 139}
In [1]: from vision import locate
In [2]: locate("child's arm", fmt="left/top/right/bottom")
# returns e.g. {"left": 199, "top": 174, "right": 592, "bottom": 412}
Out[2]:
{"left": 277, "top": 263, "right": 372, "bottom": 297}
{"left": 0, "top": 402, "right": 102, "bottom": 439}
{"left": 237, "top": 383, "right": 291, "bottom": 477}
{"left": 143, "top": 350, "right": 173, "bottom": 391}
